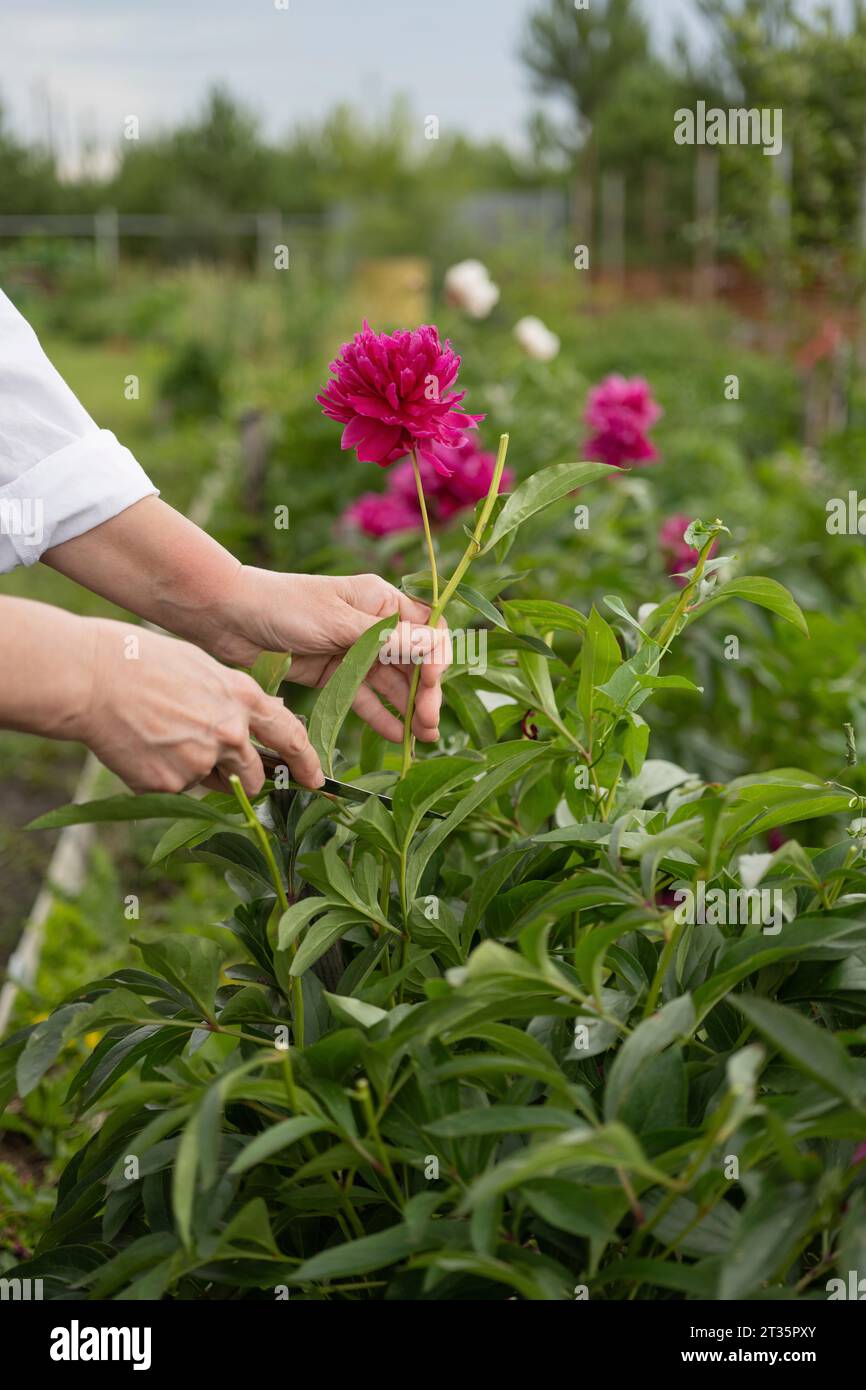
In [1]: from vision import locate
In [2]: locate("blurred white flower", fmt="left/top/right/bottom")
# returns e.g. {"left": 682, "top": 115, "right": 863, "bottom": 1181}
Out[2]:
{"left": 738, "top": 852, "right": 774, "bottom": 891}
{"left": 444, "top": 260, "right": 500, "bottom": 319}
{"left": 514, "top": 315, "right": 560, "bottom": 362}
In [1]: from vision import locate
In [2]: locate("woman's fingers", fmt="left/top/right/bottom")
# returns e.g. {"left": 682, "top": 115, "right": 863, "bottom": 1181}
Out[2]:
{"left": 365, "top": 661, "right": 410, "bottom": 715}
{"left": 366, "top": 620, "right": 450, "bottom": 743}
{"left": 351, "top": 682, "right": 404, "bottom": 743}
{"left": 243, "top": 682, "right": 324, "bottom": 789}
{"left": 214, "top": 740, "right": 266, "bottom": 798}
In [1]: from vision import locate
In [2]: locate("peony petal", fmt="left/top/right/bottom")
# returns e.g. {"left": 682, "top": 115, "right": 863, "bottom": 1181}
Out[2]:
{"left": 355, "top": 420, "right": 403, "bottom": 464}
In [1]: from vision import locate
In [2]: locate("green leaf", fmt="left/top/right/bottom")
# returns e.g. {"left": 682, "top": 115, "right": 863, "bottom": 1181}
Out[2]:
{"left": 16, "top": 1004, "right": 91, "bottom": 1096}
{"left": 135, "top": 935, "right": 223, "bottom": 1019}
{"left": 77, "top": 1234, "right": 178, "bottom": 1299}
{"left": 403, "top": 572, "right": 510, "bottom": 630}
{"left": 464, "top": 1123, "right": 671, "bottom": 1207}
{"left": 503, "top": 599, "right": 587, "bottom": 635}
{"left": 485, "top": 461, "right": 617, "bottom": 550}
{"left": 718, "top": 1184, "right": 816, "bottom": 1300}
{"left": 277, "top": 897, "right": 332, "bottom": 951}
{"left": 250, "top": 650, "right": 292, "bottom": 695}
{"left": 406, "top": 745, "right": 546, "bottom": 901}
{"left": 323, "top": 992, "right": 389, "bottom": 1030}
{"left": 425, "top": 1105, "right": 576, "bottom": 1137}
{"left": 150, "top": 818, "right": 216, "bottom": 865}
{"left": 216, "top": 1199, "right": 281, "bottom": 1258}
{"left": 229, "top": 1118, "right": 332, "bottom": 1175}
{"left": 577, "top": 606, "right": 621, "bottom": 735}
{"left": 485, "top": 629, "right": 558, "bottom": 661}
{"left": 622, "top": 715, "right": 650, "bottom": 776}
{"left": 644, "top": 1196, "right": 740, "bottom": 1258}
{"left": 29, "top": 793, "right": 237, "bottom": 831}
{"left": 690, "top": 576, "right": 808, "bottom": 636}
{"left": 308, "top": 613, "right": 398, "bottom": 776}
{"left": 603, "top": 595, "right": 650, "bottom": 636}
{"left": 350, "top": 794, "right": 399, "bottom": 856}
{"left": 290, "top": 909, "right": 362, "bottom": 977}
{"left": 523, "top": 1181, "right": 625, "bottom": 1241}
{"left": 445, "top": 677, "right": 497, "bottom": 749}
{"left": 292, "top": 1225, "right": 421, "bottom": 1282}
{"left": 694, "top": 915, "right": 866, "bottom": 1020}
{"left": 724, "top": 785, "right": 851, "bottom": 844}
{"left": 452, "top": 582, "right": 510, "bottom": 630}
{"left": 604, "top": 995, "right": 695, "bottom": 1121}
{"left": 172, "top": 1109, "right": 201, "bottom": 1251}
{"left": 391, "top": 756, "right": 478, "bottom": 847}
{"left": 732, "top": 996, "right": 866, "bottom": 1106}
{"left": 636, "top": 674, "right": 703, "bottom": 694}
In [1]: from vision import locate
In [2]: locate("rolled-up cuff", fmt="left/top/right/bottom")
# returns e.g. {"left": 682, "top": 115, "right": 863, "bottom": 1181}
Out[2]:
{"left": 0, "top": 429, "right": 159, "bottom": 571}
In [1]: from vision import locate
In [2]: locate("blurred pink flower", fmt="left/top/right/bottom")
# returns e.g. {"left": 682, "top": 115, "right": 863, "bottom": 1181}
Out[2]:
{"left": 659, "top": 514, "right": 717, "bottom": 585}
{"left": 391, "top": 441, "right": 514, "bottom": 520}
{"left": 852, "top": 1141, "right": 866, "bottom": 1165}
{"left": 344, "top": 440, "right": 512, "bottom": 538}
{"left": 317, "top": 322, "right": 482, "bottom": 476}
{"left": 344, "top": 490, "right": 421, "bottom": 537}
{"left": 584, "top": 374, "right": 662, "bottom": 469}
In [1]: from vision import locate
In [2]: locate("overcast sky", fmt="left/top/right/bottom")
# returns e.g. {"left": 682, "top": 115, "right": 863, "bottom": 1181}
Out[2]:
{"left": 2, "top": 0, "right": 853, "bottom": 174}
{"left": 1, "top": 0, "right": 708, "bottom": 169}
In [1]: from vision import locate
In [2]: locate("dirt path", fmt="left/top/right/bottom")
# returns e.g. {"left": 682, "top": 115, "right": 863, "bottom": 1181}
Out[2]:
{"left": 0, "top": 737, "right": 83, "bottom": 971}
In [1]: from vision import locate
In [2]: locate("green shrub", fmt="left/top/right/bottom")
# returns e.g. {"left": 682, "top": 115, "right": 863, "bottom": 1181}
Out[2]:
{"left": 4, "top": 468, "right": 865, "bottom": 1302}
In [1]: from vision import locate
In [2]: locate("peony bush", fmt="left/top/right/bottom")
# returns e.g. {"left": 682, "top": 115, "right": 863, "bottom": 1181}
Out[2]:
{"left": 3, "top": 326, "right": 866, "bottom": 1302}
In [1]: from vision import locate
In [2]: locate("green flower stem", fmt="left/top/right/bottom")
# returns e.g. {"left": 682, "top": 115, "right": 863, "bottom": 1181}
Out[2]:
{"left": 282, "top": 1051, "right": 364, "bottom": 1240}
{"left": 642, "top": 911, "right": 684, "bottom": 1018}
{"left": 655, "top": 530, "right": 721, "bottom": 653}
{"left": 411, "top": 447, "right": 438, "bottom": 606}
{"left": 400, "top": 433, "right": 510, "bottom": 779}
{"left": 356, "top": 1077, "right": 404, "bottom": 1208}
{"left": 229, "top": 775, "right": 305, "bottom": 1048}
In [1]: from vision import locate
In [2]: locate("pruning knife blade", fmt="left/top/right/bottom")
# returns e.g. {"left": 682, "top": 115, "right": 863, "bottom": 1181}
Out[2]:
{"left": 253, "top": 746, "right": 446, "bottom": 819}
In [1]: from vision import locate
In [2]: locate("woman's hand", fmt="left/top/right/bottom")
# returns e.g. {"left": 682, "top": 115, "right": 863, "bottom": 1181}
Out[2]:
{"left": 78, "top": 620, "right": 324, "bottom": 795}
{"left": 43, "top": 499, "right": 451, "bottom": 746}
{"left": 217, "top": 569, "right": 450, "bottom": 746}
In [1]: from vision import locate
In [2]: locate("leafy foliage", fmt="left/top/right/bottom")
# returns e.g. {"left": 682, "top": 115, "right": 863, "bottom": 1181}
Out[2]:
{"left": 6, "top": 468, "right": 866, "bottom": 1302}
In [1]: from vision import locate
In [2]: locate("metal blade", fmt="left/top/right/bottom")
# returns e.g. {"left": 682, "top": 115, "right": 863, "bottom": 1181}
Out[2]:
{"left": 253, "top": 746, "right": 446, "bottom": 819}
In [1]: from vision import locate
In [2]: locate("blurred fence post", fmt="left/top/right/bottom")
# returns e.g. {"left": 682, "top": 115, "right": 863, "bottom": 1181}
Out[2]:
{"left": 600, "top": 171, "right": 625, "bottom": 298}
{"left": 94, "top": 207, "right": 119, "bottom": 274}
{"left": 257, "top": 210, "right": 284, "bottom": 276}
{"left": 643, "top": 161, "right": 666, "bottom": 293}
{"left": 239, "top": 408, "right": 273, "bottom": 564}
{"left": 693, "top": 151, "right": 718, "bottom": 301}
{"left": 768, "top": 141, "right": 793, "bottom": 349}
{"left": 240, "top": 408, "right": 270, "bottom": 511}
{"left": 858, "top": 157, "right": 866, "bottom": 370}
{"left": 572, "top": 174, "right": 594, "bottom": 291}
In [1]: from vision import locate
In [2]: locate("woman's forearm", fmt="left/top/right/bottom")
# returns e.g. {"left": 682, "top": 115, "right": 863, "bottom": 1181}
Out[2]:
{"left": 42, "top": 496, "right": 248, "bottom": 663}
{"left": 0, "top": 595, "right": 323, "bottom": 791}
{"left": 0, "top": 598, "right": 94, "bottom": 740}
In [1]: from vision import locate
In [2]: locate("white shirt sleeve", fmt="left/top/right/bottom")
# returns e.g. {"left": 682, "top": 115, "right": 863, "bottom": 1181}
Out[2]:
{"left": 0, "top": 288, "right": 159, "bottom": 572}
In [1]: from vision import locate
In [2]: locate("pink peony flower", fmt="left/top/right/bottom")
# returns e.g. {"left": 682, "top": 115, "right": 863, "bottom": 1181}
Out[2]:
{"left": 344, "top": 439, "right": 512, "bottom": 538}
{"left": 584, "top": 374, "right": 662, "bottom": 469}
{"left": 659, "top": 514, "right": 717, "bottom": 585}
{"left": 317, "top": 322, "right": 483, "bottom": 477}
